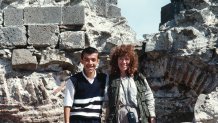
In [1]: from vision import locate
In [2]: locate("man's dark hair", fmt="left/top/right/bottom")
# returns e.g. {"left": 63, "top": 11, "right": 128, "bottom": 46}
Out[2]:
{"left": 81, "top": 47, "right": 99, "bottom": 59}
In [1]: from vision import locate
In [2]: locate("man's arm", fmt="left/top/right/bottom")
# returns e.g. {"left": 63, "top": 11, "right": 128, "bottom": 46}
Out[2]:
{"left": 64, "top": 106, "right": 71, "bottom": 123}
{"left": 63, "top": 79, "right": 75, "bottom": 123}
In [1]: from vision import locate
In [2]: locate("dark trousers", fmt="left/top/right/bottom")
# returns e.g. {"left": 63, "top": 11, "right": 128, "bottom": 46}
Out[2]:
{"left": 70, "top": 116, "right": 101, "bottom": 123}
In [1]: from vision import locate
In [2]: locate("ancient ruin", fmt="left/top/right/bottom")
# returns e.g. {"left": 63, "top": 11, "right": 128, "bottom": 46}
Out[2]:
{"left": 143, "top": 0, "right": 218, "bottom": 122}
{"left": 0, "top": 0, "right": 217, "bottom": 122}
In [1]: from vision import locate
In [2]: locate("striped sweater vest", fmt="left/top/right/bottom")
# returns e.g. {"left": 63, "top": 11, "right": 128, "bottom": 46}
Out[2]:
{"left": 70, "top": 72, "right": 107, "bottom": 119}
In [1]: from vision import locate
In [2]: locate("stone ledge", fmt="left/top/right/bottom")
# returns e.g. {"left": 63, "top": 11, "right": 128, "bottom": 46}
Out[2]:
{"left": 12, "top": 49, "right": 38, "bottom": 70}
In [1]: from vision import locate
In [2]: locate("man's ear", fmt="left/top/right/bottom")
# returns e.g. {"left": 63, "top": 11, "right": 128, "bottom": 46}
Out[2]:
{"left": 95, "top": 59, "right": 100, "bottom": 69}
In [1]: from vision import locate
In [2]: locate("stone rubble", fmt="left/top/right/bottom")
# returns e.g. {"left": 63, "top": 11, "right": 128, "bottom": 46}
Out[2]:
{"left": 194, "top": 88, "right": 218, "bottom": 123}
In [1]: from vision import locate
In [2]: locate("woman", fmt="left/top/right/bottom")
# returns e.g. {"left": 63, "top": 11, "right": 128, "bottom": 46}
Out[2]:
{"left": 107, "top": 44, "right": 156, "bottom": 123}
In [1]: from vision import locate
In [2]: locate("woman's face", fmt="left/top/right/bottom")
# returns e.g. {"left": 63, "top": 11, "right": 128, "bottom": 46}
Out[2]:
{"left": 118, "top": 55, "right": 130, "bottom": 74}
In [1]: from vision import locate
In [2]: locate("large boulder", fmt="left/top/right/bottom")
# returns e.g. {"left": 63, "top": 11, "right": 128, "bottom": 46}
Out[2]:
{"left": 194, "top": 88, "right": 218, "bottom": 123}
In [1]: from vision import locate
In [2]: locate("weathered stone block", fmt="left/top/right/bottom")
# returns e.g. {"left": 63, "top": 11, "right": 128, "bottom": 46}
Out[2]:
{"left": 62, "top": 6, "right": 85, "bottom": 25}
{"left": 84, "top": 0, "right": 106, "bottom": 16}
{"left": 28, "top": 25, "right": 59, "bottom": 48}
{"left": 60, "top": 31, "right": 85, "bottom": 50}
{"left": 161, "top": 3, "right": 174, "bottom": 25}
{"left": 108, "top": 0, "right": 117, "bottom": 5}
{"left": 175, "top": 9, "right": 204, "bottom": 25}
{"left": 39, "top": 49, "right": 74, "bottom": 72}
{"left": 183, "top": 0, "right": 209, "bottom": 10}
{"left": 107, "top": 5, "right": 121, "bottom": 18}
{"left": 12, "top": 49, "right": 38, "bottom": 70}
{"left": 143, "top": 33, "right": 171, "bottom": 52}
{"left": 0, "top": 26, "right": 27, "bottom": 48}
{"left": 24, "top": 7, "right": 61, "bottom": 25}
{"left": 0, "top": 10, "right": 3, "bottom": 26}
{"left": 3, "top": 8, "right": 23, "bottom": 26}
{"left": 194, "top": 91, "right": 218, "bottom": 123}
{"left": 210, "top": 6, "right": 218, "bottom": 16}
{"left": 96, "top": 0, "right": 107, "bottom": 16}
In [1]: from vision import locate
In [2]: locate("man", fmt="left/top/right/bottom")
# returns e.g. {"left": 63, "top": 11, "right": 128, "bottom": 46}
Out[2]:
{"left": 64, "top": 47, "right": 107, "bottom": 123}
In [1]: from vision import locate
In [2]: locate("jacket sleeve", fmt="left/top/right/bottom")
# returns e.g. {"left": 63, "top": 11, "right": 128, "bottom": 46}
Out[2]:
{"left": 101, "top": 74, "right": 109, "bottom": 122}
{"left": 143, "top": 78, "right": 156, "bottom": 117}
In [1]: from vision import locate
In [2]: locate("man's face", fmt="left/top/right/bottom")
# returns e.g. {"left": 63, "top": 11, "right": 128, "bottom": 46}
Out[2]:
{"left": 81, "top": 53, "right": 99, "bottom": 74}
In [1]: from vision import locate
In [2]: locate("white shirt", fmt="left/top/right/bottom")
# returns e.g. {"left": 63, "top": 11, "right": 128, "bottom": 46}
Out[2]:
{"left": 119, "top": 77, "right": 138, "bottom": 107}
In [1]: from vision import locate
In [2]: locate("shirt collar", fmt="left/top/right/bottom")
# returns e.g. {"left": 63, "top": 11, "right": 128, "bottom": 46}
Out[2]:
{"left": 82, "top": 70, "right": 96, "bottom": 84}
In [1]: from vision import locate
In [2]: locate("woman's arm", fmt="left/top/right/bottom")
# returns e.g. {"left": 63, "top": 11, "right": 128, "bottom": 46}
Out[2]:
{"left": 143, "top": 78, "right": 156, "bottom": 118}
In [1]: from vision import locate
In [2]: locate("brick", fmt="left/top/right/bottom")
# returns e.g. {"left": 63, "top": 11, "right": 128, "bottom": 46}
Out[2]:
{"left": 107, "top": 5, "right": 121, "bottom": 18}
{"left": 59, "top": 31, "right": 85, "bottom": 50}
{"left": 28, "top": 25, "right": 59, "bottom": 48}
{"left": 0, "top": 26, "right": 27, "bottom": 48}
{"left": 3, "top": 8, "right": 23, "bottom": 26}
{"left": 12, "top": 49, "right": 38, "bottom": 70}
{"left": 62, "top": 6, "right": 85, "bottom": 25}
{"left": 24, "top": 7, "right": 61, "bottom": 25}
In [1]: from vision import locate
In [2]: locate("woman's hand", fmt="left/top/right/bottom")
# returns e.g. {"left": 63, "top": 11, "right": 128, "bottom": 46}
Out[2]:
{"left": 150, "top": 117, "right": 156, "bottom": 123}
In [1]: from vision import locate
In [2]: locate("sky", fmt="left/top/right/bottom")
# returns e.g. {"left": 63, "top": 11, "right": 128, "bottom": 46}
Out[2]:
{"left": 118, "top": 0, "right": 171, "bottom": 40}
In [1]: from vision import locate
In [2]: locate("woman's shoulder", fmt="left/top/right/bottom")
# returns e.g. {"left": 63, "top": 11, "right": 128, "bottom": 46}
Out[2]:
{"left": 134, "top": 72, "right": 146, "bottom": 80}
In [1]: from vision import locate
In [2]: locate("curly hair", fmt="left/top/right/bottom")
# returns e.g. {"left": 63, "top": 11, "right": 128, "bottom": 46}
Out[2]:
{"left": 110, "top": 44, "right": 138, "bottom": 77}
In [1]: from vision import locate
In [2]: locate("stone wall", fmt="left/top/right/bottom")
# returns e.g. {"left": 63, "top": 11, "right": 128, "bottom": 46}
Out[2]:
{"left": 0, "top": 0, "right": 136, "bottom": 122}
{"left": 0, "top": 0, "right": 217, "bottom": 122}
{"left": 143, "top": 0, "right": 218, "bottom": 122}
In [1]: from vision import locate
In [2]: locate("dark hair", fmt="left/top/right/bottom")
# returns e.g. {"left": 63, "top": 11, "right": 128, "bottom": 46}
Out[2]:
{"left": 81, "top": 47, "right": 99, "bottom": 59}
{"left": 110, "top": 44, "right": 138, "bottom": 77}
